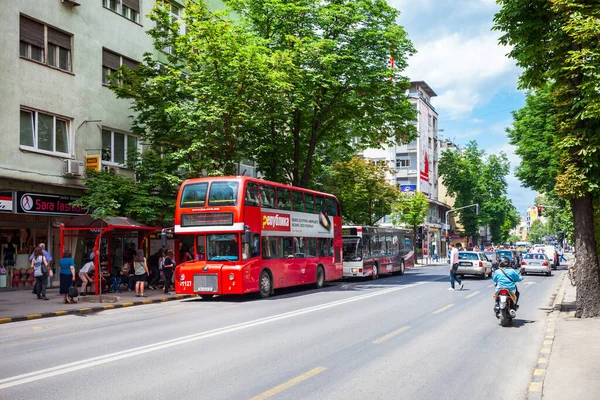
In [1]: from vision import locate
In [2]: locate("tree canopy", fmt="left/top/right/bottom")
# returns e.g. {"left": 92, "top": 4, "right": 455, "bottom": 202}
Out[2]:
{"left": 438, "top": 141, "right": 518, "bottom": 243}
{"left": 390, "top": 191, "right": 429, "bottom": 257}
{"left": 324, "top": 156, "right": 398, "bottom": 225}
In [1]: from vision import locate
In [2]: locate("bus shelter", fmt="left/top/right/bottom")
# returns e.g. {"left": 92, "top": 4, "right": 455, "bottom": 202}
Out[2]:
{"left": 59, "top": 215, "right": 161, "bottom": 295}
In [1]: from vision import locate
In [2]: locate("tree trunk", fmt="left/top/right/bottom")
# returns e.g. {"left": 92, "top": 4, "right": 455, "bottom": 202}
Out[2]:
{"left": 572, "top": 194, "right": 600, "bottom": 318}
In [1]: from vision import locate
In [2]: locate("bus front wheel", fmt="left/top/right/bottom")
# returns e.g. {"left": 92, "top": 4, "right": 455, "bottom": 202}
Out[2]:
{"left": 315, "top": 266, "right": 325, "bottom": 289}
{"left": 259, "top": 270, "right": 272, "bottom": 299}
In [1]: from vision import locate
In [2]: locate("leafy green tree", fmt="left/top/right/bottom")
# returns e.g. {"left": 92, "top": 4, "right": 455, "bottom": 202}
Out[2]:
{"left": 390, "top": 191, "right": 429, "bottom": 260}
{"left": 324, "top": 157, "right": 398, "bottom": 225}
{"left": 226, "top": 0, "right": 418, "bottom": 187}
{"left": 495, "top": 0, "right": 600, "bottom": 317}
{"left": 527, "top": 219, "right": 548, "bottom": 244}
{"left": 438, "top": 141, "right": 517, "bottom": 243}
{"left": 74, "top": 170, "right": 168, "bottom": 225}
{"left": 507, "top": 235, "right": 522, "bottom": 245}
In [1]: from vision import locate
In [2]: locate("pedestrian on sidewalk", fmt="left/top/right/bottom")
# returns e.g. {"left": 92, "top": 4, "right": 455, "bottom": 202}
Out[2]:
{"left": 59, "top": 250, "right": 77, "bottom": 304}
{"left": 133, "top": 249, "right": 149, "bottom": 298}
{"left": 433, "top": 244, "right": 439, "bottom": 262}
{"left": 31, "top": 246, "right": 50, "bottom": 300}
{"left": 448, "top": 243, "right": 464, "bottom": 291}
{"left": 29, "top": 243, "right": 53, "bottom": 293}
{"left": 79, "top": 255, "right": 95, "bottom": 296}
{"left": 162, "top": 249, "right": 176, "bottom": 295}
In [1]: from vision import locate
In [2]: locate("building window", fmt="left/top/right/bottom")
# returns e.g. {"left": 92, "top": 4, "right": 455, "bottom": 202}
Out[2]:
{"left": 396, "top": 159, "right": 410, "bottom": 168}
{"left": 102, "top": 48, "right": 139, "bottom": 85}
{"left": 102, "top": 128, "right": 139, "bottom": 166}
{"left": 20, "top": 16, "right": 72, "bottom": 72}
{"left": 102, "top": 0, "right": 140, "bottom": 23}
{"left": 20, "top": 108, "right": 71, "bottom": 156}
{"left": 158, "top": 1, "right": 184, "bottom": 54}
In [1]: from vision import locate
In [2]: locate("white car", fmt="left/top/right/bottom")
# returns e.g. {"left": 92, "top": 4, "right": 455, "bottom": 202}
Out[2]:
{"left": 532, "top": 245, "right": 558, "bottom": 269}
{"left": 456, "top": 251, "right": 493, "bottom": 279}
{"left": 521, "top": 253, "right": 552, "bottom": 276}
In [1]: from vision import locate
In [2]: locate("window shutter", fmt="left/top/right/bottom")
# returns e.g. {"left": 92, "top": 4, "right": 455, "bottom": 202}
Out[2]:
{"left": 122, "top": 0, "right": 140, "bottom": 12}
{"left": 122, "top": 57, "right": 139, "bottom": 70}
{"left": 20, "top": 16, "right": 44, "bottom": 48}
{"left": 47, "top": 27, "right": 71, "bottom": 49}
{"left": 102, "top": 49, "right": 121, "bottom": 70}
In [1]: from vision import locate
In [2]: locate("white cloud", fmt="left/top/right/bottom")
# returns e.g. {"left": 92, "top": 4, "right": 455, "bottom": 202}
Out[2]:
{"left": 405, "top": 31, "right": 518, "bottom": 119}
{"left": 471, "top": 118, "right": 484, "bottom": 124}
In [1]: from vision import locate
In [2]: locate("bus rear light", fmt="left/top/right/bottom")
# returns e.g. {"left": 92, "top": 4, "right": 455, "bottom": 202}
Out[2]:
{"left": 229, "top": 273, "right": 235, "bottom": 281}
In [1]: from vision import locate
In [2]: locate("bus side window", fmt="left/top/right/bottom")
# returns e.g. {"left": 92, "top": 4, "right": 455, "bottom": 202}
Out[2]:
{"left": 280, "top": 237, "right": 294, "bottom": 258}
{"left": 326, "top": 198, "right": 338, "bottom": 216}
{"left": 363, "top": 234, "right": 371, "bottom": 259}
{"left": 251, "top": 234, "right": 260, "bottom": 258}
{"left": 294, "top": 237, "right": 305, "bottom": 258}
{"left": 245, "top": 182, "right": 259, "bottom": 207}
{"left": 317, "top": 237, "right": 327, "bottom": 257}
{"left": 316, "top": 196, "right": 325, "bottom": 213}
{"left": 305, "top": 193, "right": 316, "bottom": 213}
{"left": 261, "top": 185, "right": 276, "bottom": 209}
{"left": 306, "top": 237, "right": 317, "bottom": 257}
{"left": 292, "top": 190, "right": 305, "bottom": 212}
{"left": 277, "top": 188, "right": 292, "bottom": 211}
{"left": 262, "top": 236, "right": 277, "bottom": 259}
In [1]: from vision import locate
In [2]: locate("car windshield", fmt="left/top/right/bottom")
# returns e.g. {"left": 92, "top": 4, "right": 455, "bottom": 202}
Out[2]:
{"left": 207, "top": 234, "right": 239, "bottom": 261}
{"left": 458, "top": 252, "right": 479, "bottom": 260}
{"left": 342, "top": 237, "right": 362, "bottom": 261}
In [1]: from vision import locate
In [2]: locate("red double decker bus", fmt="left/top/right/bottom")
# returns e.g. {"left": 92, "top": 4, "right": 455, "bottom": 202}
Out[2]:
{"left": 174, "top": 176, "right": 343, "bottom": 298}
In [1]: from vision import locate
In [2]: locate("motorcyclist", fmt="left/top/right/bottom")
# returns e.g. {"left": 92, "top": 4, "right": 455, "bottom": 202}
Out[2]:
{"left": 492, "top": 257, "right": 523, "bottom": 308}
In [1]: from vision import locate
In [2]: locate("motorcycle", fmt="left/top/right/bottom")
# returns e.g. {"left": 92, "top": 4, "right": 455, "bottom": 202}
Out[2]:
{"left": 494, "top": 288, "right": 517, "bottom": 327}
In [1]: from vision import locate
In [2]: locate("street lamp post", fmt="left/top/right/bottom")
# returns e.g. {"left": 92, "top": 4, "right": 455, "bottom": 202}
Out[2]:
{"left": 444, "top": 203, "right": 479, "bottom": 248}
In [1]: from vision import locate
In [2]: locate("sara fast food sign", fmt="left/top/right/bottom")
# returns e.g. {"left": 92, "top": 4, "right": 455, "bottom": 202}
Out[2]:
{"left": 261, "top": 210, "right": 333, "bottom": 238}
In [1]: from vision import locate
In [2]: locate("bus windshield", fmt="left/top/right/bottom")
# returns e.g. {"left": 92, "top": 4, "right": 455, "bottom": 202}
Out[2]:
{"left": 207, "top": 234, "right": 239, "bottom": 261}
{"left": 343, "top": 237, "right": 362, "bottom": 261}
{"left": 208, "top": 181, "right": 239, "bottom": 206}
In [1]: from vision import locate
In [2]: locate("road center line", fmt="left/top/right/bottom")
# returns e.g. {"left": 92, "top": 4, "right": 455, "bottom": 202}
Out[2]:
{"left": 0, "top": 279, "right": 435, "bottom": 390}
{"left": 249, "top": 367, "right": 326, "bottom": 400}
{"left": 433, "top": 304, "right": 455, "bottom": 314}
{"left": 372, "top": 326, "right": 410, "bottom": 344}
{"left": 465, "top": 291, "right": 480, "bottom": 299}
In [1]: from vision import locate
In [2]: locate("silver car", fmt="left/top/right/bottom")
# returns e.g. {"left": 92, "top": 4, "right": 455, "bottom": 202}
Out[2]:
{"left": 521, "top": 253, "right": 552, "bottom": 276}
{"left": 456, "top": 251, "right": 493, "bottom": 279}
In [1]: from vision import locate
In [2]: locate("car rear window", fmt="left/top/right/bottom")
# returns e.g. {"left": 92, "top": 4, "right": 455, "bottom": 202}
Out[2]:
{"left": 458, "top": 252, "right": 478, "bottom": 260}
{"left": 524, "top": 254, "right": 546, "bottom": 260}
{"left": 497, "top": 251, "right": 512, "bottom": 258}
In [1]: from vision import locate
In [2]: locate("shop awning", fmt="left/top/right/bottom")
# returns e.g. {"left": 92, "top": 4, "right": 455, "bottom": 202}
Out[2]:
{"left": 62, "top": 215, "right": 159, "bottom": 231}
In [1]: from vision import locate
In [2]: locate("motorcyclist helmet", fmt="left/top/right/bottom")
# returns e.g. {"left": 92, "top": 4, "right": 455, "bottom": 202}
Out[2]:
{"left": 499, "top": 257, "right": 510, "bottom": 268}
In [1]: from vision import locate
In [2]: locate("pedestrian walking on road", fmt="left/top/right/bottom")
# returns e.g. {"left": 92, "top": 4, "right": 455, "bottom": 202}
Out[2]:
{"left": 59, "top": 250, "right": 77, "bottom": 304}
{"left": 162, "top": 249, "right": 176, "bottom": 295}
{"left": 133, "top": 249, "right": 149, "bottom": 297}
{"left": 31, "top": 246, "right": 50, "bottom": 300}
{"left": 448, "top": 243, "right": 464, "bottom": 291}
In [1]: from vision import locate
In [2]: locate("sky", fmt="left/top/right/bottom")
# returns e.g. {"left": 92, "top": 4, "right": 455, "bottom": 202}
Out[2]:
{"left": 389, "top": 0, "right": 537, "bottom": 215}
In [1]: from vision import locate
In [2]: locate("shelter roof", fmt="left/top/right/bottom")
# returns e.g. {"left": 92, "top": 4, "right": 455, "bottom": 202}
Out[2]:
{"left": 63, "top": 215, "right": 159, "bottom": 231}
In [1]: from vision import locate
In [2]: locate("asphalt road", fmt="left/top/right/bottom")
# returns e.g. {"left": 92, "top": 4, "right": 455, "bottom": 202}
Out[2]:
{"left": 0, "top": 264, "right": 561, "bottom": 400}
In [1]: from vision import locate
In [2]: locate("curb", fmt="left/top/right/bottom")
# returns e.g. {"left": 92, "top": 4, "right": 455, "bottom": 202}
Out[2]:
{"left": 0, "top": 294, "right": 200, "bottom": 325}
{"left": 526, "top": 270, "right": 568, "bottom": 400}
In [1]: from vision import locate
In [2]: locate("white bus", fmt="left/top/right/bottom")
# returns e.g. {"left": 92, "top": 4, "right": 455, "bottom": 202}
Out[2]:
{"left": 342, "top": 226, "right": 414, "bottom": 279}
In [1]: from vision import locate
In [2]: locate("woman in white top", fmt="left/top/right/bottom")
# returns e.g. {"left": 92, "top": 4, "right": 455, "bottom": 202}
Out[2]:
{"left": 31, "top": 246, "right": 49, "bottom": 300}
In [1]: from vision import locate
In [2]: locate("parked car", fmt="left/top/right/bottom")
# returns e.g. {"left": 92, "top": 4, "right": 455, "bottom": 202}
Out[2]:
{"left": 521, "top": 253, "right": 552, "bottom": 276}
{"left": 483, "top": 251, "right": 500, "bottom": 270}
{"left": 497, "top": 250, "right": 521, "bottom": 269}
{"left": 456, "top": 251, "right": 493, "bottom": 279}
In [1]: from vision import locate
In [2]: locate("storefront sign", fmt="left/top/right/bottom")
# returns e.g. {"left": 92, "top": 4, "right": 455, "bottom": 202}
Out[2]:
{"left": 0, "top": 192, "right": 13, "bottom": 212}
{"left": 15, "top": 192, "right": 88, "bottom": 216}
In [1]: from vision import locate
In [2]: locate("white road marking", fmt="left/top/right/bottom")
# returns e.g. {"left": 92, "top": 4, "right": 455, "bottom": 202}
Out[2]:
{"left": 524, "top": 282, "right": 537, "bottom": 285}
{"left": 0, "top": 280, "right": 435, "bottom": 390}
{"left": 465, "top": 291, "right": 480, "bottom": 299}
{"left": 487, "top": 284, "right": 495, "bottom": 288}
{"left": 433, "top": 304, "right": 455, "bottom": 314}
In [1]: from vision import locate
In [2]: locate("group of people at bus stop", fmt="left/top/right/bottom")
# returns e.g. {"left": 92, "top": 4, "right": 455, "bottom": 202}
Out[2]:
{"left": 30, "top": 242, "right": 186, "bottom": 303}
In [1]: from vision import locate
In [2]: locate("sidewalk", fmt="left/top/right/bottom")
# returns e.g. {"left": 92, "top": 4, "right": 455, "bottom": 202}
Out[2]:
{"left": 0, "top": 285, "right": 197, "bottom": 324}
{"left": 531, "top": 274, "right": 600, "bottom": 399}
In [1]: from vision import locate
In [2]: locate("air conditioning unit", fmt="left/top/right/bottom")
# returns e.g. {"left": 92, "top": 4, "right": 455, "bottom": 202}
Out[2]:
{"left": 103, "top": 165, "right": 120, "bottom": 174}
{"left": 64, "top": 160, "right": 85, "bottom": 177}
{"left": 62, "top": 0, "right": 82, "bottom": 6}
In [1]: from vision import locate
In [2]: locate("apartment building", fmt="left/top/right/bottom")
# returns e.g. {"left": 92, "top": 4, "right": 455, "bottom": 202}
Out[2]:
{"left": 361, "top": 81, "right": 451, "bottom": 256}
{"left": 0, "top": 0, "right": 204, "bottom": 288}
